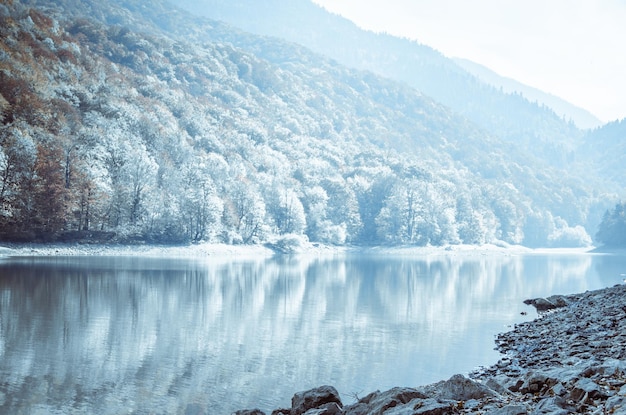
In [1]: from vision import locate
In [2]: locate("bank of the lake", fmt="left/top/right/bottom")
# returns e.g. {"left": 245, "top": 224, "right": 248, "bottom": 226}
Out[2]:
{"left": 0, "top": 241, "right": 594, "bottom": 259}
{"left": 238, "top": 283, "right": 626, "bottom": 415}
{"left": 0, "top": 242, "right": 277, "bottom": 258}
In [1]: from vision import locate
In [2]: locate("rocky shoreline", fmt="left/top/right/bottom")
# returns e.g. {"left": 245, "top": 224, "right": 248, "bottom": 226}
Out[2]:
{"left": 235, "top": 283, "right": 626, "bottom": 415}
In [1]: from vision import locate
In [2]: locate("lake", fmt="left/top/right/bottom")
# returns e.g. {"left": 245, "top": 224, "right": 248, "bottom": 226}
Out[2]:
{"left": 0, "top": 251, "right": 624, "bottom": 414}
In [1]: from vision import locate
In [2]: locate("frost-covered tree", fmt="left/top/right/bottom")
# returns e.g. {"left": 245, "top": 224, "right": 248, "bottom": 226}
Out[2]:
{"left": 32, "top": 142, "right": 68, "bottom": 234}
{"left": 177, "top": 156, "right": 224, "bottom": 242}
{"left": 126, "top": 147, "right": 158, "bottom": 227}
{"left": 0, "top": 124, "right": 37, "bottom": 233}
{"left": 320, "top": 177, "right": 361, "bottom": 242}
{"left": 269, "top": 187, "right": 306, "bottom": 235}
{"left": 224, "top": 180, "right": 267, "bottom": 244}
{"left": 375, "top": 180, "right": 417, "bottom": 244}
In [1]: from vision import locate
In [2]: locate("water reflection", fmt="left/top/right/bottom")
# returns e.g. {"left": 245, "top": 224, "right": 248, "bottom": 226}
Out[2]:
{"left": 0, "top": 253, "right": 621, "bottom": 414}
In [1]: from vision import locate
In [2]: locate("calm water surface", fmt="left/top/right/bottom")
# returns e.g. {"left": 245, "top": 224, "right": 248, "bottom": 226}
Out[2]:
{"left": 0, "top": 252, "right": 624, "bottom": 414}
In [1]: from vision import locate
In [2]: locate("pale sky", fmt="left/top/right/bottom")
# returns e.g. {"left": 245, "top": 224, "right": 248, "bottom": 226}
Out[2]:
{"left": 311, "top": 0, "right": 626, "bottom": 123}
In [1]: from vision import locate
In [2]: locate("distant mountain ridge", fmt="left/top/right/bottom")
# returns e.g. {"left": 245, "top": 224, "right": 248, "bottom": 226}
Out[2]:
{"left": 453, "top": 58, "right": 603, "bottom": 130}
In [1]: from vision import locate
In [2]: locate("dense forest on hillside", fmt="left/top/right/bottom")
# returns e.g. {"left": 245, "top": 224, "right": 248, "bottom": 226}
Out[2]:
{"left": 596, "top": 202, "right": 626, "bottom": 247}
{"left": 578, "top": 119, "right": 626, "bottom": 188}
{"left": 176, "top": 0, "right": 588, "bottom": 161}
{"left": 0, "top": 0, "right": 614, "bottom": 247}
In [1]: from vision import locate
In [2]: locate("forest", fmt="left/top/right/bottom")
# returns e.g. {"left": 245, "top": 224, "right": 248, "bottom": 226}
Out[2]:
{"left": 0, "top": 0, "right": 620, "bottom": 247}
{"left": 596, "top": 202, "right": 626, "bottom": 247}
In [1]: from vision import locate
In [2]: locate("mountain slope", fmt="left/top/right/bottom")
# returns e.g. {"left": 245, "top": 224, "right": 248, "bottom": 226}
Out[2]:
{"left": 174, "top": 0, "right": 585, "bottom": 164}
{"left": 0, "top": 0, "right": 605, "bottom": 247}
{"left": 454, "top": 58, "right": 603, "bottom": 130}
{"left": 578, "top": 119, "right": 626, "bottom": 185}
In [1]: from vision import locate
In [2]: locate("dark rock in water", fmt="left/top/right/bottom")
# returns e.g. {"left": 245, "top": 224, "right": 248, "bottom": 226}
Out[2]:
{"left": 545, "top": 295, "right": 571, "bottom": 308}
{"left": 523, "top": 297, "right": 557, "bottom": 312}
{"left": 291, "top": 385, "right": 342, "bottom": 415}
{"left": 523, "top": 295, "right": 572, "bottom": 312}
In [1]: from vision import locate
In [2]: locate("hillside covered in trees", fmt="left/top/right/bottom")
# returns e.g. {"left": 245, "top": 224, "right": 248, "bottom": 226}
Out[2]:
{"left": 176, "top": 0, "right": 589, "bottom": 159}
{"left": 0, "top": 0, "right": 617, "bottom": 247}
{"left": 596, "top": 202, "right": 626, "bottom": 247}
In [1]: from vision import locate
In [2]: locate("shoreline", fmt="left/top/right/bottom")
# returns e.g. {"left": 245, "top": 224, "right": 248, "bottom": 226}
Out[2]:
{"left": 237, "top": 283, "right": 626, "bottom": 415}
{"left": 0, "top": 241, "right": 597, "bottom": 259}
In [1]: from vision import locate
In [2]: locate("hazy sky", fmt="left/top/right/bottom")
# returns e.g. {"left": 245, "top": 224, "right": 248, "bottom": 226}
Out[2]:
{"left": 311, "top": 0, "right": 626, "bottom": 122}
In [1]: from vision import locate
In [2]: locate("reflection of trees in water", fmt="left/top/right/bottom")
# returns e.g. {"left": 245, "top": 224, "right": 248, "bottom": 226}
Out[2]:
{"left": 0, "top": 254, "right": 603, "bottom": 414}
{"left": 371, "top": 254, "right": 595, "bottom": 325}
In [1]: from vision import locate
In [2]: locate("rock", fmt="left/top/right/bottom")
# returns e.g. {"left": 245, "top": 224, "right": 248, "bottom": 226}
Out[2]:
{"left": 545, "top": 295, "right": 571, "bottom": 308}
{"left": 485, "top": 404, "right": 527, "bottom": 415}
{"left": 519, "top": 371, "right": 556, "bottom": 395}
{"left": 606, "top": 393, "right": 626, "bottom": 415}
{"left": 523, "top": 297, "right": 558, "bottom": 312}
{"left": 302, "top": 402, "right": 342, "bottom": 415}
{"left": 233, "top": 410, "right": 265, "bottom": 415}
{"left": 343, "top": 387, "right": 427, "bottom": 415}
{"left": 341, "top": 402, "right": 369, "bottom": 415}
{"left": 462, "top": 399, "right": 481, "bottom": 410}
{"left": 550, "top": 382, "right": 566, "bottom": 397}
{"left": 569, "top": 378, "right": 607, "bottom": 402}
{"left": 484, "top": 377, "right": 512, "bottom": 396}
{"left": 421, "top": 374, "right": 498, "bottom": 401}
{"left": 291, "top": 386, "right": 342, "bottom": 415}
{"left": 530, "top": 397, "right": 572, "bottom": 415}
{"left": 411, "top": 398, "right": 456, "bottom": 415}
{"left": 372, "top": 398, "right": 455, "bottom": 415}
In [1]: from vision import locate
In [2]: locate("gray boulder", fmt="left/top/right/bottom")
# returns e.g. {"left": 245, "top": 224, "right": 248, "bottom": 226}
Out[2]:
{"left": 523, "top": 294, "right": 572, "bottom": 312}
{"left": 343, "top": 387, "right": 427, "bottom": 415}
{"left": 485, "top": 404, "right": 527, "bottom": 415}
{"left": 523, "top": 298, "right": 558, "bottom": 312}
{"left": 569, "top": 378, "right": 607, "bottom": 402}
{"left": 518, "top": 371, "right": 557, "bottom": 395}
{"left": 420, "top": 374, "right": 498, "bottom": 401}
{"left": 291, "top": 385, "right": 342, "bottom": 415}
{"left": 302, "top": 402, "right": 342, "bottom": 415}
{"left": 529, "top": 397, "right": 572, "bottom": 415}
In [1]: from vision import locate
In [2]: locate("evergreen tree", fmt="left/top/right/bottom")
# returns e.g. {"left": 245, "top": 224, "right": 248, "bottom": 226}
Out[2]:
{"left": 596, "top": 202, "right": 626, "bottom": 247}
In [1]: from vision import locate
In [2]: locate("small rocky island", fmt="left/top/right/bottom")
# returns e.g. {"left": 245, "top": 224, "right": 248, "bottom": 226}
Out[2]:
{"left": 235, "top": 284, "right": 626, "bottom": 415}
